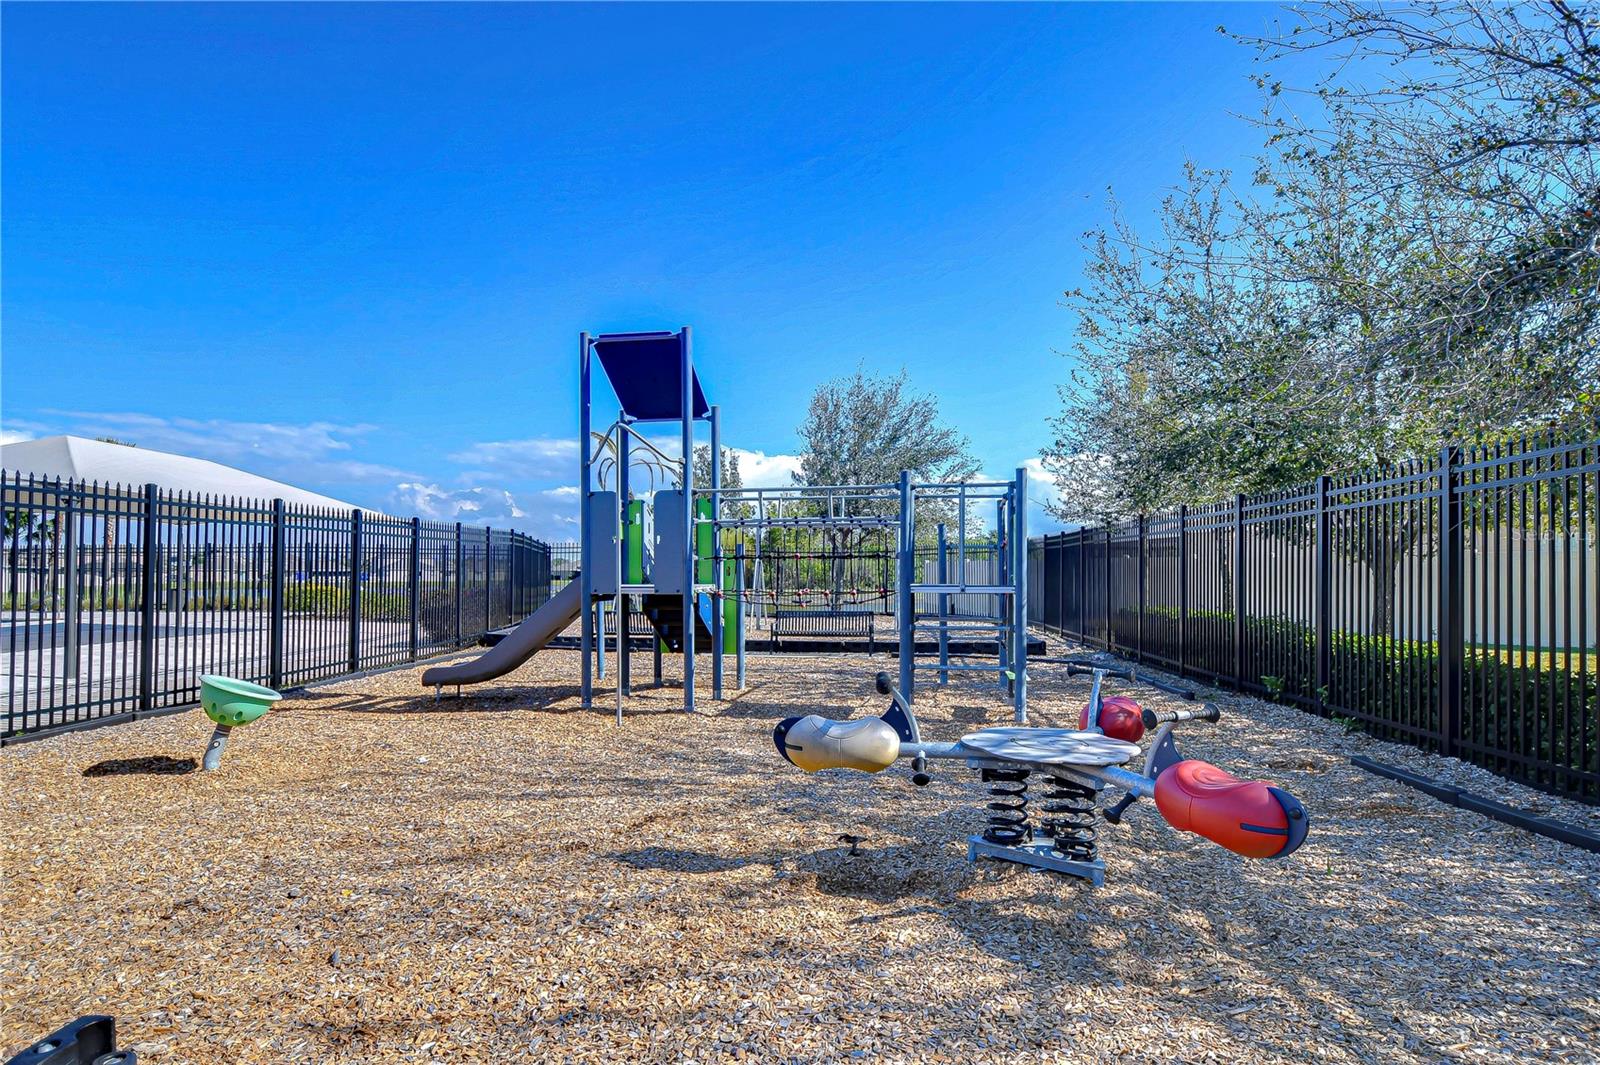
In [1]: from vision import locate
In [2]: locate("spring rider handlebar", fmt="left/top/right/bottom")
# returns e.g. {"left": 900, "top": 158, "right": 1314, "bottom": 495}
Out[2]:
{"left": 774, "top": 670, "right": 1308, "bottom": 882}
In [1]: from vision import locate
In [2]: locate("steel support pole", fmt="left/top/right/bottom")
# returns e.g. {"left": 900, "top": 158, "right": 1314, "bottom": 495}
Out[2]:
{"left": 1012, "top": 466, "right": 1028, "bottom": 724}
{"left": 269, "top": 499, "right": 286, "bottom": 690}
{"left": 485, "top": 527, "right": 492, "bottom": 635}
{"left": 711, "top": 404, "right": 723, "bottom": 701}
{"left": 735, "top": 542, "right": 746, "bottom": 690}
{"left": 897, "top": 471, "right": 914, "bottom": 704}
{"left": 937, "top": 523, "right": 949, "bottom": 685}
{"left": 680, "top": 326, "right": 695, "bottom": 713}
{"left": 580, "top": 331, "right": 593, "bottom": 708}
{"left": 347, "top": 509, "right": 363, "bottom": 673}
{"left": 618, "top": 416, "right": 631, "bottom": 697}
{"left": 996, "top": 499, "right": 1009, "bottom": 690}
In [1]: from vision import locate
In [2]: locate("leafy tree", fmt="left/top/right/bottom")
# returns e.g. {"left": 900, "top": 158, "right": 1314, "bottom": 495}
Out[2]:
{"left": 795, "top": 367, "right": 979, "bottom": 604}
{"left": 1046, "top": 0, "right": 1599, "bottom": 526}
{"left": 1043, "top": 2, "right": 1600, "bottom": 632}
{"left": 692, "top": 444, "right": 743, "bottom": 493}
{"left": 797, "top": 368, "right": 978, "bottom": 491}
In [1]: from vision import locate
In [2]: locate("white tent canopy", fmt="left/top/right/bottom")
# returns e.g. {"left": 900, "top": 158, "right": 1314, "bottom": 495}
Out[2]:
{"left": 0, "top": 435, "right": 371, "bottom": 512}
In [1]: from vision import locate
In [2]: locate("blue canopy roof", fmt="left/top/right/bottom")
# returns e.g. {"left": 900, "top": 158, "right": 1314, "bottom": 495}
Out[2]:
{"left": 592, "top": 331, "right": 710, "bottom": 422}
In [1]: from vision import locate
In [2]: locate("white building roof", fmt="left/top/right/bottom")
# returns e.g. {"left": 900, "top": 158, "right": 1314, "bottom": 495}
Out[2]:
{"left": 0, "top": 435, "right": 370, "bottom": 512}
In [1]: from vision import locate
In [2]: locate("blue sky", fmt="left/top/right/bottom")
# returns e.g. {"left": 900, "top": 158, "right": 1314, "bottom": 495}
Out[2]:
{"left": 2, "top": 3, "right": 1315, "bottom": 538}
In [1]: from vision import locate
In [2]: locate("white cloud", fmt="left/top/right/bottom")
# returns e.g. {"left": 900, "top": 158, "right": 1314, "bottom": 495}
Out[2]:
{"left": 42, "top": 409, "right": 379, "bottom": 463}
{"left": 731, "top": 447, "right": 804, "bottom": 488}
{"left": 389, "top": 481, "right": 579, "bottom": 541}
{"left": 1021, "top": 456, "right": 1094, "bottom": 533}
{"left": 446, "top": 437, "right": 578, "bottom": 482}
{"left": 24, "top": 410, "right": 419, "bottom": 488}
{"left": 0, "top": 429, "right": 34, "bottom": 446}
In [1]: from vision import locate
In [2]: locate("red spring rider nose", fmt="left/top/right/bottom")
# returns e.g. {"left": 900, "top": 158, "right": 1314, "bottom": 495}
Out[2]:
{"left": 1154, "top": 760, "right": 1309, "bottom": 859}
{"left": 1080, "top": 695, "right": 1145, "bottom": 743}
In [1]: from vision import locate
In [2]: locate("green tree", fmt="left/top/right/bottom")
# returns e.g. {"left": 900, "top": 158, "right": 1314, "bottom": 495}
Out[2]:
{"left": 795, "top": 367, "right": 979, "bottom": 605}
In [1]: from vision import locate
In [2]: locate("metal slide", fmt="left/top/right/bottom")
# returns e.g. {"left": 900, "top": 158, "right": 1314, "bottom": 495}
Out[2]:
{"left": 420, "top": 577, "right": 584, "bottom": 688}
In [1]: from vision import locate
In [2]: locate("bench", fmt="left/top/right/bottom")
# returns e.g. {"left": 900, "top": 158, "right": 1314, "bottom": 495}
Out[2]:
{"left": 771, "top": 608, "right": 876, "bottom": 652}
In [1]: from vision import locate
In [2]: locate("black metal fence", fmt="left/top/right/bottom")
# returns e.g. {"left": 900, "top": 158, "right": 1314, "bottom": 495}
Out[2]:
{"left": 1029, "top": 432, "right": 1599, "bottom": 803}
{"left": 2, "top": 471, "right": 551, "bottom": 743}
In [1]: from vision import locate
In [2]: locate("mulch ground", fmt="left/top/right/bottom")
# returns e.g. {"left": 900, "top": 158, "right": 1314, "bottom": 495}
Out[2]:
{"left": 3, "top": 638, "right": 1598, "bottom": 1063}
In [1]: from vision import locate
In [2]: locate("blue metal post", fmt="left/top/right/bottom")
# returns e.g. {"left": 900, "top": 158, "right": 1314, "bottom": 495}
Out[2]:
{"left": 680, "top": 327, "right": 695, "bottom": 712}
{"left": 618, "top": 415, "right": 631, "bottom": 697}
{"left": 579, "top": 331, "right": 593, "bottom": 709}
{"left": 996, "top": 498, "right": 1008, "bottom": 690}
{"left": 937, "top": 522, "right": 949, "bottom": 685}
{"left": 1013, "top": 466, "right": 1028, "bottom": 724}
{"left": 897, "top": 471, "right": 914, "bottom": 704}
{"left": 735, "top": 542, "right": 746, "bottom": 690}
{"left": 710, "top": 404, "right": 723, "bottom": 701}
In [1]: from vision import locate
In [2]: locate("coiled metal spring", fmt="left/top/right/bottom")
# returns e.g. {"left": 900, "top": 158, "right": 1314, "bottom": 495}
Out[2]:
{"left": 980, "top": 767, "right": 1031, "bottom": 845}
{"left": 1038, "top": 773, "right": 1097, "bottom": 862}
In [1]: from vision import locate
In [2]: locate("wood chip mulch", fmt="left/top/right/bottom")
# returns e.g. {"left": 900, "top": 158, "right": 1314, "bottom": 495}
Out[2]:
{"left": 4, "top": 637, "right": 1598, "bottom": 1063}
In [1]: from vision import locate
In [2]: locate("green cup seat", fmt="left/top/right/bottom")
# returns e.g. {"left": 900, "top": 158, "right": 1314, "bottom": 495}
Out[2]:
{"left": 200, "top": 675, "right": 282, "bottom": 727}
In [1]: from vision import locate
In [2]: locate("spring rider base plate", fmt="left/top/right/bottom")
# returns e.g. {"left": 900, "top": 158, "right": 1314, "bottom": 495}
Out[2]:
{"left": 966, "top": 835, "right": 1107, "bottom": 886}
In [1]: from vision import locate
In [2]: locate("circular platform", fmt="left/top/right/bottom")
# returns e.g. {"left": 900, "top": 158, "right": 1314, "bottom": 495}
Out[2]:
{"left": 956, "top": 727, "right": 1138, "bottom": 766}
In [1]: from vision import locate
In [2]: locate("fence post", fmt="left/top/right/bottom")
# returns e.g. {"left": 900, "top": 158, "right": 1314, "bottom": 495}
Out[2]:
{"left": 408, "top": 517, "right": 421, "bottom": 660}
{"left": 269, "top": 499, "right": 285, "bottom": 689}
{"left": 485, "top": 527, "right": 493, "bottom": 634}
{"left": 1104, "top": 526, "right": 1112, "bottom": 651}
{"left": 1177, "top": 504, "right": 1188, "bottom": 678}
{"left": 1314, "top": 476, "right": 1331, "bottom": 711}
{"left": 1438, "top": 446, "right": 1464, "bottom": 757}
{"left": 136, "top": 483, "right": 159, "bottom": 713}
{"left": 1078, "top": 529, "right": 1087, "bottom": 641}
{"left": 1135, "top": 514, "right": 1146, "bottom": 664}
{"left": 348, "top": 509, "right": 362, "bottom": 673}
{"left": 63, "top": 488, "right": 79, "bottom": 678}
{"left": 454, "top": 522, "right": 464, "bottom": 646}
{"left": 1233, "top": 494, "right": 1246, "bottom": 688}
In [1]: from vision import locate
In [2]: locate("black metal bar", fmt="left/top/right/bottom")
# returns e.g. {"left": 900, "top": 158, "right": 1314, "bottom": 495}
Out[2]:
{"left": 408, "top": 516, "right": 421, "bottom": 660}
{"left": 1314, "top": 476, "right": 1330, "bottom": 709}
{"left": 1438, "top": 446, "right": 1463, "bottom": 759}
{"left": 138, "top": 483, "right": 158, "bottom": 713}
{"left": 269, "top": 499, "right": 285, "bottom": 689}
{"left": 454, "top": 522, "right": 464, "bottom": 646}
{"left": 1232, "top": 493, "right": 1245, "bottom": 688}
{"left": 348, "top": 508, "right": 362, "bottom": 673}
{"left": 1177, "top": 504, "right": 1188, "bottom": 677}
{"left": 1136, "top": 514, "right": 1146, "bottom": 663}
{"left": 1103, "top": 526, "right": 1112, "bottom": 650}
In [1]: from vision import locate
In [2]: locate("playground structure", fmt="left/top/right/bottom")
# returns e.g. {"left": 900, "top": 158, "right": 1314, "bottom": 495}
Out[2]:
{"left": 773, "top": 660, "right": 1309, "bottom": 886}
{"left": 423, "top": 326, "right": 1034, "bottom": 726}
